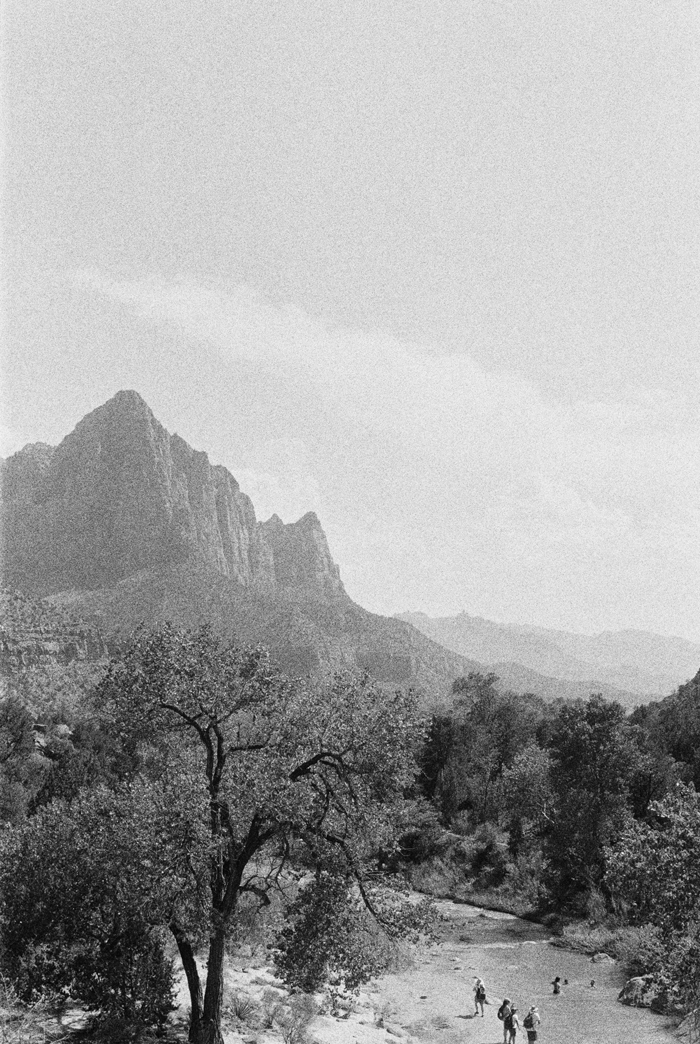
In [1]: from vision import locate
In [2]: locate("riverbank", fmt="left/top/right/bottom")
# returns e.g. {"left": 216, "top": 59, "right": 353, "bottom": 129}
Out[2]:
{"left": 4, "top": 898, "right": 679, "bottom": 1044}
{"left": 371, "top": 897, "right": 680, "bottom": 1044}
{"left": 199, "top": 897, "right": 681, "bottom": 1044}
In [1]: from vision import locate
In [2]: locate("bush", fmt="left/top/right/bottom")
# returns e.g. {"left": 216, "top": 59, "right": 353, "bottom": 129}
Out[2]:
{"left": 260, "top": 988, "right": 285, "bottom": 1028}
{"left": 275, "top": 995, "right": 319, "bottom": 1044}
{"left": 275, "top": 874, "right": 387, "bottom": 999}
{"left": 614, "top": 925, "right": 666, "bottom": 978}
{"left": 0, "top": 977, "right": 51, "bottom": 1044}
{"left": 4, "top": 926, "right": 176, "bottom": 1030}
{"left": 228, "top": 992, "right": 259, "bottom": 1024}
{"left": 408, "top": 856, "right": 460, "bottom": 897}
{"left": 468, "top": 825, "right": 508, "bottom": 888}
{"left": 0, "top": 801, "right": 176, "bottom": 1030}
{"left": 72, "top": 925, "right": 175, "bottom": 1028}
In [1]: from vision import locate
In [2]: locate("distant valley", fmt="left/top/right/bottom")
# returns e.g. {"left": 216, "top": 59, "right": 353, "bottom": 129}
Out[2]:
{"left": 397, "top": 610, "right": 700, "bottom": 706}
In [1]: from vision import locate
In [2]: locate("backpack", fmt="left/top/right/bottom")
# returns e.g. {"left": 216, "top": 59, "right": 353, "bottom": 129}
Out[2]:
{"left": 497, "top": 1004, "right": 508, "bottom": 1022}
{"left": 523, "top": 1013, "right": 534, "bottom": 1029}
{"left": 477, "top": 985, "right": 486, "bottom": 1001}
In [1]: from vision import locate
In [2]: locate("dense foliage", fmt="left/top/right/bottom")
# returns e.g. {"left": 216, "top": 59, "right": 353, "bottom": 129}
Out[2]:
{"left": 1, "top": 624, "right": 699, "bottom": 1031}
{"left": 410, "top": 670, "right": 700, "bottom": 1012}
{"left": 0, "top": 625, "right": 427, "bottom": 1044}
{"left": 604, "top": 784, "right": 700, "bottom": 1011}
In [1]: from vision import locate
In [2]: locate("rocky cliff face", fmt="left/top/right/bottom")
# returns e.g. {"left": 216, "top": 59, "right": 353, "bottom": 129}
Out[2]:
{"left": 1, "top": 391, "right": 345, "bottom": 600}
{"left": 261, "top": 513, "right": 342, "bottom": 599}
{"left": 0, "top": 589, "right": 111, "bottom": 676}
{"left": 1, "top": 392, "right": 481, "bottom": 695}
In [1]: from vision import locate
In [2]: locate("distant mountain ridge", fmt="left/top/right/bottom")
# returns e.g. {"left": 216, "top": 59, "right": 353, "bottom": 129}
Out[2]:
{"left": 397, "top": 611, "right": 700, "bottom": 704}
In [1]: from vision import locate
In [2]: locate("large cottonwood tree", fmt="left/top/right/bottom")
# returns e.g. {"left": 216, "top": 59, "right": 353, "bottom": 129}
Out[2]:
{"left": 93, "top": 625, "right": 425, "bottom": 1044}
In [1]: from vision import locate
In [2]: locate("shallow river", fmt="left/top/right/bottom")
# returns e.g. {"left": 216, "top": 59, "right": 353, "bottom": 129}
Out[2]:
{"left": 375, "top": 899, "right": 679, "bottom": 1044}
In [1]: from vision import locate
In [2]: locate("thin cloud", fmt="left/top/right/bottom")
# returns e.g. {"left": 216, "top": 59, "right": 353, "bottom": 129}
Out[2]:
{"left": 73, "top": 269, "right": 700, "bottom": 635}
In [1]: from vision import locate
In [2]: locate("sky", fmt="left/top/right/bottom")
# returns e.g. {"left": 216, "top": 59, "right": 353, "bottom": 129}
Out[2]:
{"left": 2, "top": 0, "right": 700, "bottom": 640}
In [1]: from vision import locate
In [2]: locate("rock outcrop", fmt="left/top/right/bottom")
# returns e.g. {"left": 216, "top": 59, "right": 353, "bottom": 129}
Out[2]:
{"left": 617, "top": 975, "right": 661, "bottom": 1009}
{"left": 1, "top": 391, "right": 345, "bottom": 600}
{"left": 0, "top": 589, "right": 110, "bottom": 676}
{"left": 261, "top": 512, "right": 341, "bottom": 599}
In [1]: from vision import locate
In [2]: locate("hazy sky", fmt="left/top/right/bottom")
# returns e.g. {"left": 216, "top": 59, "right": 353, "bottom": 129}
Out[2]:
{"left": 3, "top": 0, "right": 699, "bottom": 639}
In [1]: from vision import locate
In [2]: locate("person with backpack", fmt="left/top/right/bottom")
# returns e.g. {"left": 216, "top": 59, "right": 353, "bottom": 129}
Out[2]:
{"left": 473, "top": 977, "right": 486, "bottom": 1016}
{"left": 505, "top": 1005, "right": 520, "bottom": 1043}
{"left": 523, "top": 1006, "right": 540, "bottom": 1042}
{"left": 497, "top": 998, "right": 512, "bottom": 1044}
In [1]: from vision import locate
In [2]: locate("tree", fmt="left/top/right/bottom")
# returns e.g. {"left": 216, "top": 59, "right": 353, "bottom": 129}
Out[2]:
{"left": 502, "top": 742, "right": 553, "bottom": 857}
{"left": 0, "top": 782, "right": 184, "bottom": 1027}
{"left": 0, "top": 695, "right": 38, "bottom": 823}
{"left": 545, "top": 695, "right": 639, "bottom": 905}
{"left": 605, "top": 783, "right": 700, "bottom": 933}
{"left": 423, "top": 674, "right": 546, "bottom": 826}
{"left": 605, "top": 783, "right": 700, "bottom": 1011}
{"left": 0, "top": 661, "right": 116, "bottom": 822}
{"left": 89, "top": 625, "right": 425, "bottom": 1044}
{"left": 646, "top": 671, "right": 700, "bottom": 790}
{"left": 275, "top": 872, "right": 434, "bottom": 1006}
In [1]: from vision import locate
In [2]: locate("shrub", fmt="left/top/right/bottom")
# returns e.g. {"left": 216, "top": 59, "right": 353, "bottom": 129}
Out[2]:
{"left": 0, "top": 789, "right": 178, "bottom": 1030}
{"left": 614, "top": 925, "right": 666, "bottom": 978}
{"left": 408, "top": 855, "right": 461, "bottom": 897}
{"left": 72, "top": 925, "right": 175, "bottom": 1029}
{"left": 468, "top": 825, "right": 508, "bottom": 888}
{"left": 260, "top": 988, "right": 284, "bottom": 1028}
{"left": 229, "top": 991, "right": 259, "bottom": 1024}
{"left": 0, "top": 977, "right": 51, "bottom": 1044}
{"left": 275, "top": 874, "right": 386, "bottom": 998}
{"left": 276, "top": 995, "right": 318, "bottom": 1044}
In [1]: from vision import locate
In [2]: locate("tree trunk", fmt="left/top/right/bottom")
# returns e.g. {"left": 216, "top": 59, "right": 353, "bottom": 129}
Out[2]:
{"left": 170, "top": 924, "right": 204, "bottom": 1043}
{"left": 190, "top": 924, "right": 227, "bottom": 1044}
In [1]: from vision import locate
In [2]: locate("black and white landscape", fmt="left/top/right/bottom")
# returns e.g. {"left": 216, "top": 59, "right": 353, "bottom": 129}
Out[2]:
{"left": 2, "top": 2, "right": 699, "bottom": 1043}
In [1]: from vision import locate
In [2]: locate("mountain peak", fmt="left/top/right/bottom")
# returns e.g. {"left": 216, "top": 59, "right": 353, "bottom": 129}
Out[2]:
{"left": 102, "top": 388, "right": 151, "bottom": 412}
{"left": 75, "top": 389, "right": 160, "bottom": 434}
{"left": 1, "top": 393, "right": 345, "bottom": 602}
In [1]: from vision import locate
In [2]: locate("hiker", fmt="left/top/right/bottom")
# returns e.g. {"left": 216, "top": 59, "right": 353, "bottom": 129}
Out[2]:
{"left": 497, "top": 998, "right": 512, "bottom": 1044}
{"left": 523, "top": 1006, "right": 540, "bottom": 1043}
{"left": 505, "top": 1005, "right": 520, "bottom": 1043}
{"left": 551, "top": 976, "right": 561, "bottom": 994}
{"left": 473, "top": 977, "right": 486, "bottom": 1016}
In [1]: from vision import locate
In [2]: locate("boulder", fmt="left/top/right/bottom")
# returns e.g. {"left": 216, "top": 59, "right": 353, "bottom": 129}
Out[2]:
{"left": 617, "top": 975, "right": 659, "bottom": 1008}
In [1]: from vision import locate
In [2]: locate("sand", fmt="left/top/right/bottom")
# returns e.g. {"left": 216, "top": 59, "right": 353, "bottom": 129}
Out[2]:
{"left": 179, "top": 897, "right": 680, "bottom": 1044}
